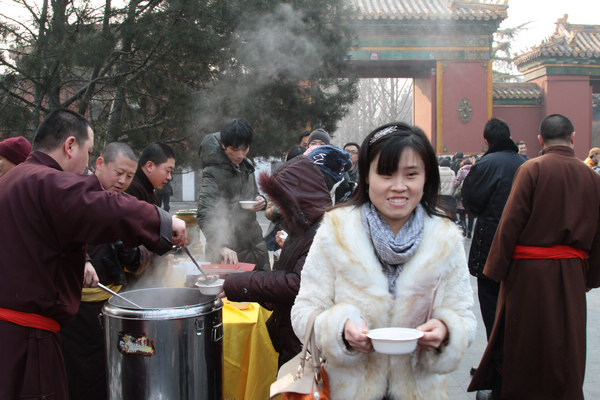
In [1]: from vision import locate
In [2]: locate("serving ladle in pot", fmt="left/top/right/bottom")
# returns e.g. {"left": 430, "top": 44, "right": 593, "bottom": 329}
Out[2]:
{"left": 97, "top": 283, "right": 144, "bottom": 309}
{"left": 182, "top": 246, "right": 219, "bottom": 284}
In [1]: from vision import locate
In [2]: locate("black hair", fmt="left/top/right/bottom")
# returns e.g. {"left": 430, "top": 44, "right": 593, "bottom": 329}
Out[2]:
{"left": 101, "top": 142, "right": 137, "bottom": 164}
{"left": 285, "top": 145, "right": 305, "bottom": 162}
{"left": 221, "top": 118, "right": 253, "bottom": 149}
{"left": 343, "top": 142, "right": 360, "bottom": 153}
{"left": 345, "top": 122, "right": 451, "bottom": 220}
{"left": 540, "top": 114, "right": 574, "bottom": 142}
{"left": 139, "top": 142, "right": 175, "bottom": 167}
{"left": 516, "top": 140, "right": 526, "bottom": 146}
{"left": 439, "top": 157, "right": 451, "bottom": 167}
{"left": 298, "top": 131, "right": 311, "bottom": 143}
{"left": 483, "top": 118, "right": 510, "bottom": 147}
{"left": 33, "top": 109, "right": 91, "bottom": 152}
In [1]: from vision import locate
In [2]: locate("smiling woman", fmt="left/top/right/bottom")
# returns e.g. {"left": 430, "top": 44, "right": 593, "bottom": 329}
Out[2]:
{"left": 291, "top": 122, "right": 476, "bottom": 400}
{"left": 367, "top": 147, "right": 425, "bottom": 234}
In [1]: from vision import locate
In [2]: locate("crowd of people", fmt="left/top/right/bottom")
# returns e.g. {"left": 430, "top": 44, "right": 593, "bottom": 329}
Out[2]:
{"left": 1, "top": 109, "right": 599, "bottom": 400}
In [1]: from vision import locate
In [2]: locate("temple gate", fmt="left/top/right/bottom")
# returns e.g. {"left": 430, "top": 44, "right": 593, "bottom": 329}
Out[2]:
{"left": 347, "top": 1, "right": 600, "bottom": 158}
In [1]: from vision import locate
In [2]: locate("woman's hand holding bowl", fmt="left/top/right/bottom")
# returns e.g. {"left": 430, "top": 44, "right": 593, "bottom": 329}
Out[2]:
{"left": 416, "top": 318, "right": 448, "bottom": 351}
{"left": 343, "top": 318, "right": 373, "bottom": 354}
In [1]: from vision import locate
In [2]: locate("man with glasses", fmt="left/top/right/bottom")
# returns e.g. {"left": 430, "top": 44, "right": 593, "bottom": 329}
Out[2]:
{"left": 343, "top": 142, "right": 360, "bottom": 187}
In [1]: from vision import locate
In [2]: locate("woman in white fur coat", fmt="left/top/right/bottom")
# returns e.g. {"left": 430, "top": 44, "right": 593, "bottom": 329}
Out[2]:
{"left": 291, "top": 122, "right": 476, "bottom": 400}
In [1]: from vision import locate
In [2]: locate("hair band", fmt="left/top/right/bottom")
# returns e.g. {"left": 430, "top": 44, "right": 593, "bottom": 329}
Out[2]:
{"left": 369, "top": 126, "right": 398, "bottom": 145}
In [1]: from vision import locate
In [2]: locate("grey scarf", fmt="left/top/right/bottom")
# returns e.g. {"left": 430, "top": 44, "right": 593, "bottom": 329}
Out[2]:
{"left": 361, "top": 202, "right": 425, "bottom": 295}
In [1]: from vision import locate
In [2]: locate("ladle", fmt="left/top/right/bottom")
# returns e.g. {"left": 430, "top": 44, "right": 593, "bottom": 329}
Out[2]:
{"left": 182, "top": 246, "right": 218, "bottom": 284}
{"left": 98, "top": 283, "right": 144, "bottom": 309}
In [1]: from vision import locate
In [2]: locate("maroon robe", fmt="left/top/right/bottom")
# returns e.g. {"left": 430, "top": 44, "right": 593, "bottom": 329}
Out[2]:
{"left": 469, "top": 145, "right": 600, "bottom": 399}
{"left": 0, "top": 151, "right": 172, "bottom": 400}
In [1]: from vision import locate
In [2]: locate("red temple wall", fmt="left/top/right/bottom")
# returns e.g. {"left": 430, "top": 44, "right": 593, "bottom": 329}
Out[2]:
{"left": 531, "top": 75, "right": 592, "bottom": 159}
{"left": 440, "top": 62, "right": 489, "bottom": 155}
{"left": 413, "top": 76, "right": 434, "bottom": 143}
{"left": 493, "top": 106, "right": 544, "bottom": 157}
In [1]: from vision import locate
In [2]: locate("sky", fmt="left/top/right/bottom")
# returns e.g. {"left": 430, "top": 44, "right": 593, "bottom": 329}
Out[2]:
{"left": 1, "top": 0, "right": 598, "bottom": 53}
{"left": 0, "top": 0, "right": 598, "bottom": 61}
{"left": 502, "top": 0, "right": 600, "bottom": 55}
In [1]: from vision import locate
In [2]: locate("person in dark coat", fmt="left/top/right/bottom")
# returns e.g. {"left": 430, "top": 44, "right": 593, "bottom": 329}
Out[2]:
{"left": 343, "top": 141, "right": 360, "bottom": 187}
{"left": 0, "top": 110, "right": 186, "bottom": 400}
{"left": 125, "top": 142, "right": 176, "bottom": 286}
{"left": 306, "top": 145, "right": 353, "bottom": 205}
{"left": 196, "top": 118, "right": 270, "bottom": 271}
{"left": 156, "top": 181, "right": 173, "bottom": 211}
{"left": 61, "top": 142, "right": 148, "bottom": 400}
{"left": 462, "top": 119, "right": 524, "bottom": 343}
{"left": 222, "top": 155, "right": 332, "bottom": 367}
{"left": 469, "top": 114, "right": 600, "bottom": 399}
{"left": 126, "top": 142, "right": 176, "bottom": 206}
{"left": 450, "top": 151, "right": 464, "bottom": 173}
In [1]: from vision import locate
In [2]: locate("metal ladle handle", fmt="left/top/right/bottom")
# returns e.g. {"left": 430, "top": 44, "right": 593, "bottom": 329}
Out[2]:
{"left": 97, "top": 283, "right": 143, "bottom": 309}
{"left": 182, "top": 246, "right": 216, "bottom": 283}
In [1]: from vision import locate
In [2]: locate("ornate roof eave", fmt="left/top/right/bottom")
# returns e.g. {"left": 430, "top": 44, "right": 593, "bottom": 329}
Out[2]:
{"left": 492, "top": 82, "right": 542, "bottom": 100}
{"left": 348, "top": 0, "right": 508, "bottom": 22}
{"left": 492, "top": 82, "right": 543, "bottom": 106}
{"left": 514, "top": 15, "right": 600, "bottom": 72}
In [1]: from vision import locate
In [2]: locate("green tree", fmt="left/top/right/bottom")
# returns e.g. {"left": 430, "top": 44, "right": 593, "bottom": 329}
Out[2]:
{"left": 492, "top": 22, "right": 529, "bottom": 82}
{"left": 0, "top": 0, "right": 358, "bottom": 165}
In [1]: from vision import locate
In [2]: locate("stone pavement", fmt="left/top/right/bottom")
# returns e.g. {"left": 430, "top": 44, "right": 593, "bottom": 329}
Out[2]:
{"left": 170, "top": 202, "right": 600, "bottom": 399}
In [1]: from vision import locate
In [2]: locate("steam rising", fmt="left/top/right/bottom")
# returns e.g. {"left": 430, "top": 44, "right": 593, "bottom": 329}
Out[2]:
{"left": 236, "top": 4, "right": 322, "bottom": 82}
{"left": 195, "top": 4, "right": 328, "bottom": 129}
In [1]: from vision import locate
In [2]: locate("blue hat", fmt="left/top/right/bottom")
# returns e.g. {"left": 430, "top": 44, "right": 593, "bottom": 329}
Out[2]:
{"left": 306, "top": 145, "right": 352, "bottom": 182}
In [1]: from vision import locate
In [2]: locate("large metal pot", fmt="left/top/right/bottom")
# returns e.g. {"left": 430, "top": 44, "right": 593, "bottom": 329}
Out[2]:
{"left": 102, "top": 287, "right": 222, "bottom": 400}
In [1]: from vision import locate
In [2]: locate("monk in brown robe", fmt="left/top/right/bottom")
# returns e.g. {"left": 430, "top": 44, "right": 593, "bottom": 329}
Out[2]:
{"left": 0, "top": 109, "right": 186, "bottom": 400}
{"left": 469, "top": 114, "right": 600, "bottom": 399}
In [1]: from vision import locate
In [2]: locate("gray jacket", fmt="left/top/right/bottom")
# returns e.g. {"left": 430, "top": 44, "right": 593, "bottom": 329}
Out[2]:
{"left": 196, "top": 132, "right": 269, "bottom": 271}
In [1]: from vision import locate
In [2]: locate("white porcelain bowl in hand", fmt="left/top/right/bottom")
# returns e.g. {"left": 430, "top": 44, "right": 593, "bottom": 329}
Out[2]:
{"left": 366, "top": 327, "right": 424, "bottom": 355}
{"left": 194, "top": 278, "right": 224, "bottom": 296}
{"left": 239, "top": 200, "right": 259, "bottom": 210}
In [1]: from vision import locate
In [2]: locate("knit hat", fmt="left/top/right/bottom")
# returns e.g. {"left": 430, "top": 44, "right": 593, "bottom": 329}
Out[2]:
{"left": 306, "top": 145, "right": 352, "bottom": 182}
{"left": 307, "top": 128, "right": 331, "bottom": 145}
{"left": 0, "top": 136, "right": 32, "bottom": 165}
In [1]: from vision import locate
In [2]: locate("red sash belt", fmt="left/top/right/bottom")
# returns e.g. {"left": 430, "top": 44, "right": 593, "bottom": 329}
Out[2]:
{"left": 0, "top": 307, "right": 60, "bottom": 333}
{"left": 512, "top": 244, "right": 587, "bottom": 260}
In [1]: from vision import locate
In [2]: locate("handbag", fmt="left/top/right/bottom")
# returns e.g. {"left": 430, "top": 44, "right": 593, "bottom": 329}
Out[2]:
{"left": 269, "top": 310, "right": 330, "bottom": 400}
{"left": 453, "top": 179, "right": 463, "bottom": 200}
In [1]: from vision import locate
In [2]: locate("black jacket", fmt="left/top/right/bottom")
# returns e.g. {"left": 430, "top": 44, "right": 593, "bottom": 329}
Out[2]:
{"left": 462, "top": 141, "right": 525, "bottom": 277}
{"left": 223, "top": 156, "right": 331, "bottom": 366}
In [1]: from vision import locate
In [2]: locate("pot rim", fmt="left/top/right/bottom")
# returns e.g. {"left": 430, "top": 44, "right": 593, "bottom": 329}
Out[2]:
{"left": 102, "top": 287, "right": 222, "bottom": 320}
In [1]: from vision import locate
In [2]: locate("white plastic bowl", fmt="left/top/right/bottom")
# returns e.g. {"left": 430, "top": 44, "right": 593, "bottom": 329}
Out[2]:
{"left": 239, "top": 200, "right": 259, "bottom": 210}
{"left": 194, "top": 278, "right": 224, "bottom": 296}
{"left": 366, "top": 327, "right": 424, "bottom": 355}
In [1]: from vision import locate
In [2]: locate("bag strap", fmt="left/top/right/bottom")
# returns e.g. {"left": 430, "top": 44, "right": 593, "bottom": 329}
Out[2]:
{"left": 297, "top": 309, "right": 323, "bottom": 375}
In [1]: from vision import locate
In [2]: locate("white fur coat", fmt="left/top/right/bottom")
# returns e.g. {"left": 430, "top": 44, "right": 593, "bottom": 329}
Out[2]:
{"left": 291, "top": 206, "right": 476, "bottom": 400}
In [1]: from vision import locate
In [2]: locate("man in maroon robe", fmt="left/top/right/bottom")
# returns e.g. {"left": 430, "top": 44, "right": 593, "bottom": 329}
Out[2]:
{"left": 126, "top": 141, "right": 176, "bottom": 206}
{"left": 0, "top": 110, "right": 186, "bottom": 400}
{"left": 469, "top": 114, "right": 600, "bottom": 399}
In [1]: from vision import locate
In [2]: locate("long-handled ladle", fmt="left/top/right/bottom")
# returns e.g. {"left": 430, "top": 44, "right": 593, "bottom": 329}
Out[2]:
{"left": 98, "top": 283, "right": 144, "bottom": 309}
{"left": 182, "top": 246, "right": 218, "bottom": 284}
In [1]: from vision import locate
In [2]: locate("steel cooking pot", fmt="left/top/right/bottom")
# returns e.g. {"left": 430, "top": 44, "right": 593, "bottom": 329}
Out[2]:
{"left": 102, "top": 287, "right": 222, "bottom": 400}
